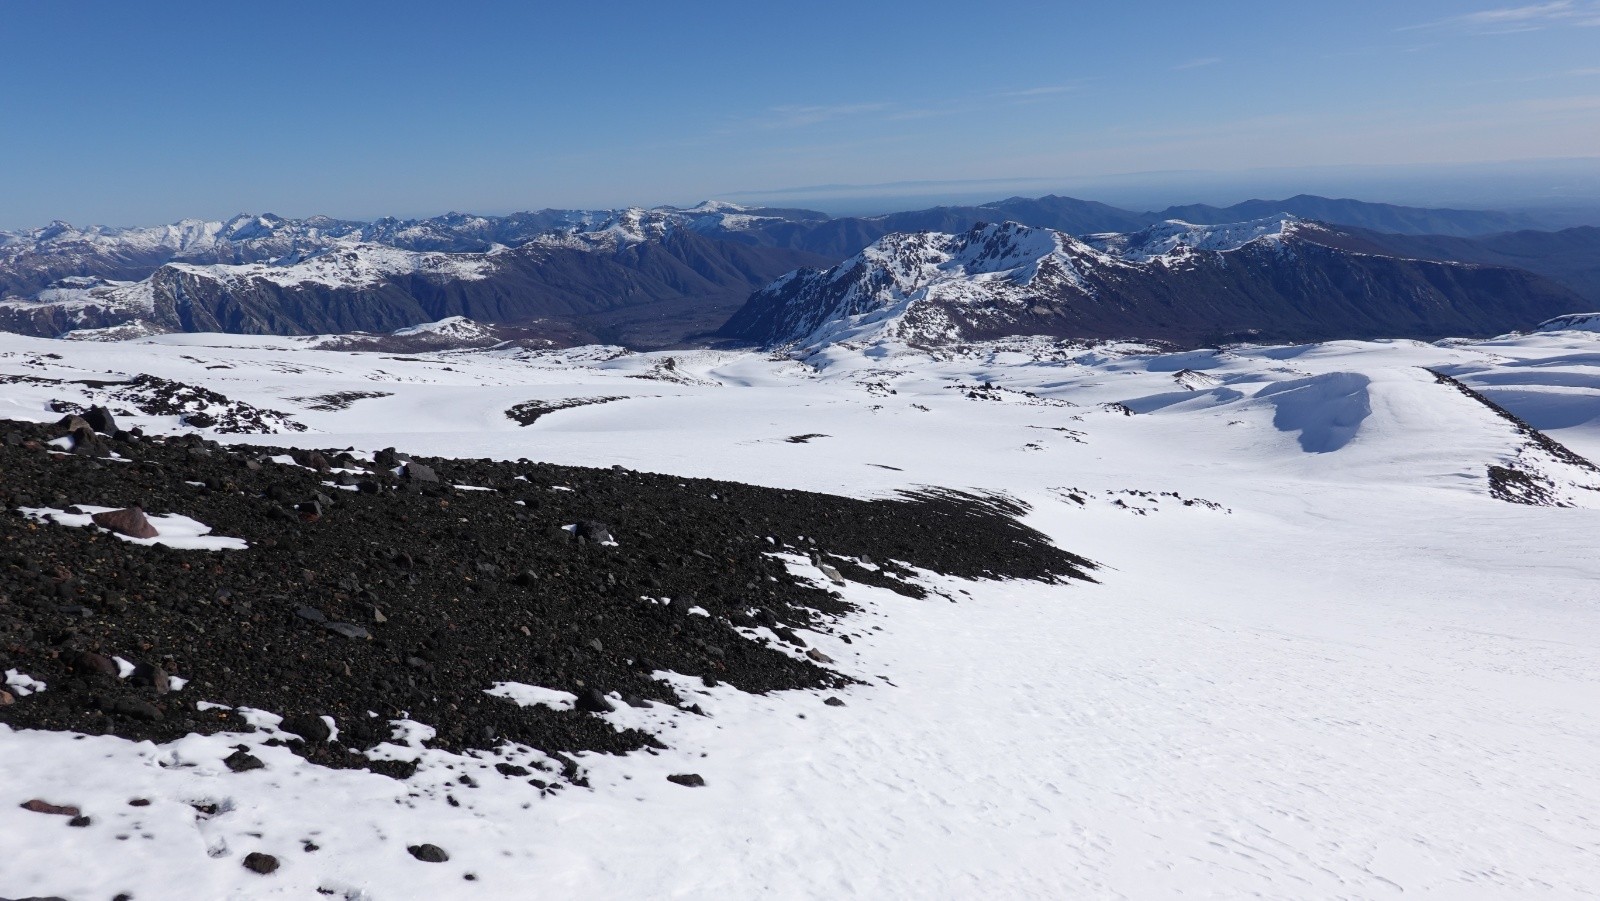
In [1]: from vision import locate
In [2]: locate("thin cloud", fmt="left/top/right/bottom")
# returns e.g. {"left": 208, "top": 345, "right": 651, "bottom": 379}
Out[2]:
{"left": 1403, "top": 1, "right": 1600, "bottom": 34}
{"left": 1173, "top": 57, "right": 1222, "bottom": 70}
{"left": 757, "top": 103, "right": 891, "bottom": 129}
{"left": 993, "top": 85, "right": 1079, "bottom": 98}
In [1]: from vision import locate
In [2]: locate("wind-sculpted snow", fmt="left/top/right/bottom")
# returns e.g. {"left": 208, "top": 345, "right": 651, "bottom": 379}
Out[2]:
{"left": 1254, "top": 372, "right": 1373, "bottom": 452}
{"left": 2, "top": 327, "right": 1600, "bottom": 898}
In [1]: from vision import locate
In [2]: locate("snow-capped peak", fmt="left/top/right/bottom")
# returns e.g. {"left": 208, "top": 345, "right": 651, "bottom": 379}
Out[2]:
{"left": 1085, "top": 215, "right": 1301, "bottom": 261}
{"left": 681, "top": 200, "right": 749, "bottom": 214}
{"left": 1534, "top": 312, "right": 1600, "bottom": 333}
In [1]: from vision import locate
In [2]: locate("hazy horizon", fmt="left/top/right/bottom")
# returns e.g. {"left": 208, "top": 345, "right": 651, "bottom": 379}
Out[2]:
{"left": 4, "top": 1, "right": 1599, "bottom": 230}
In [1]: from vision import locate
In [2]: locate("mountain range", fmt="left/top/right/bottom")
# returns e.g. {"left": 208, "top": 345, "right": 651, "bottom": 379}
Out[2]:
{"left": 0, "top": 195, "right": 1593, "bottom": 349}
{"left": 718, "top": 218, "right": 1583, "bottom": 349}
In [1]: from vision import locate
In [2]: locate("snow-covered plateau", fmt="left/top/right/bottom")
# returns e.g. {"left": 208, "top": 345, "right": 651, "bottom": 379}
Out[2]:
{"left": 2, "top": 319, "right": 1599, "bottom": 899}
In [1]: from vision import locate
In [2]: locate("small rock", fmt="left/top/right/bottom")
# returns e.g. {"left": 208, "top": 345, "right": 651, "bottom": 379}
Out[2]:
{"left": 325, "top": 622, "right": 371, "bottom": 640}
{"left": 403, "top": 462, "right": 439, "bottom": 483}
{"left": 408, "top": 843, "right": 450, "bottom": 863}
{"left": 823, "top": 697, "right": 846, "bottom": 707}
{"left": 242, "top": 852, "right": 279, "bottom": 875}
{"left": 131, "top": 661, "right": 170, "bottom": 694}
{"left": 666, "top": 773, "right": 706, "bottom": 787}
{"left": 574, "top": 520, "right": 614, "bottom": 544}
{"left": 805, "top": 648, "right": 835, "bottom": 664}
{"left": 83, "top": 405, "right": 118, "bottom": 434}
{"left": 587, "top": 638, "right": 603, "bottom": 653}
{"left": 21, "top": 799, "right": 81, "bottom": 817}
{"left": 66, "top": 650, "right": 119, "bottom": 677}
{"left": 574, "top": 687, "right": 614, "bottom": 713}
{"left": 294, "top": 606, "right": 327, "bottom": 623}
{"left": 100, "top": 696, "right": 162, "bottom": 721}
{"left": 0, "top": 690, "right": 13, "bottom": 705}
{"left": 818, "top": 564, "right": 846, "bottom": 586}
{"left": 280, "top": 714, "right": 332, "bottom": 744}
{"left": 91, "top": 507, "right": 159, "bottom": 540}
{"left": 68, "top": 815, "right": 92, "bottom": 827}
{"left": 224, "top": 750, "right": 265, "bottom": 773}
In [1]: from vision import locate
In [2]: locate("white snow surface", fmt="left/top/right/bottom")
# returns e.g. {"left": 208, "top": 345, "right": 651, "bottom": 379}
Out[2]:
{"left": 2, "top": 328, "right": 1600, "bottom": 898}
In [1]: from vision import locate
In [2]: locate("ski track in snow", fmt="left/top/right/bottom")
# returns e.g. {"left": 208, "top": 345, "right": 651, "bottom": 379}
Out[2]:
{"left": 2, "top": 326, "right": 1600, "bottom": 898}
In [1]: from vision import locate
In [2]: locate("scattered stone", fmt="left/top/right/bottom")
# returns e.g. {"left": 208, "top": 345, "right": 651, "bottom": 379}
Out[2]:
{"left": 408, "top": 843, "right": 450, "bottom": 863}
{"left": 242, "top": 852, "right": 280, "bottom": 875}
{"left": 90, "top": 507, "right": 159, "bottom": 540}
{"left": 818, "top": 564, "right": 846, "bottom": 586}
{"left": 325, "top": 622, "right": 372, "bottom": 640}
{"left": 806, "top": 649, "right": 834, "bottom": 664}
{"left": 68, "top": 815, "right": 92, "bottom": 827}
{"left": 823, "top": 696, "right": 846, "bottom": 707}
{"left": 666, "top": 773, "right": 706, "bottom": 787}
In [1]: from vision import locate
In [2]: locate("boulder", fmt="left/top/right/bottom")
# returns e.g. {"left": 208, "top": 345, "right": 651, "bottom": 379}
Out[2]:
{"left": 91, "top": 507, "right": 159, "bottom": 540}
{"left": 83, "top": 406, "right": 118, "bottom": 434}
{"left": 403, "top": 462, "right": 439, "bottom": 483}
{"left": 408, "top": 843, "right": 449, "bottom": 863}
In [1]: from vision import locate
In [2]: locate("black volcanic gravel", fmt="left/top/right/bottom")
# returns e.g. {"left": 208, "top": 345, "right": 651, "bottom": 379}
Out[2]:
{"left": 0, "top": 417, "right": 1093, "bottom": 781}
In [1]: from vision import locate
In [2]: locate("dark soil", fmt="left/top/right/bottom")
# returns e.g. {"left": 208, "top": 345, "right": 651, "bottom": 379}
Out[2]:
{"left": 0, "top": 418, "right": 1093, "bottom": 782}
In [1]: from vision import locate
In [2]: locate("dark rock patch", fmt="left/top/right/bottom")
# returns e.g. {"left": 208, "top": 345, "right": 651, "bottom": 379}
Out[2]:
{"left": 408, "top": 843, "right": 450, "bottom": 863}
{"left": 0, "top": 416, "right": 1093, "bottom": 784}
{"left": 242, "top": 852, "right": 280, "bottom": 875}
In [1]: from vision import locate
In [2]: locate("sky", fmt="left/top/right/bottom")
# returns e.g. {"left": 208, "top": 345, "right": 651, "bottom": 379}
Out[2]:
{"left": 1, "top": 0, "right": 1598, "bottom": 228}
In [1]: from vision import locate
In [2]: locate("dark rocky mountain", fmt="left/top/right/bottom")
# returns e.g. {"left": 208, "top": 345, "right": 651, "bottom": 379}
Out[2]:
{"left": 708, "top": 194, "right": 1553, "bottom": 259}
{"left": 1149, "top": 195, "right": 1543, "bottom": 238}
{"left": 718, "top": 218, "right": 1586, "bottom": 350}
{"left": 1312, "top": 225, "right": 1600, "bottom": 304}
{"left": 0, "top": 231, "right": 831, "bottom": 349}
{"left": 2, "top": 195, "right": 1589, "bottom": 348}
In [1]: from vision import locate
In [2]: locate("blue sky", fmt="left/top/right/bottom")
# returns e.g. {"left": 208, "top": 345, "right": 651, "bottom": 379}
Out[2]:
{"left": 2, "top": 0, "right": 1597, "bottom": 227}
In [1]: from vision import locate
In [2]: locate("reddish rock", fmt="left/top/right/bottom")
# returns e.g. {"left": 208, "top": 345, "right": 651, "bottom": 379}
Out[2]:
{"left": 21, "top": 799, "right": 81, "bottom": 817}
{"left": 66, "top": 650, "right": 120, "bottom": 677}
{"left": 91, "top": 507, "right": 159, "bottom": 540}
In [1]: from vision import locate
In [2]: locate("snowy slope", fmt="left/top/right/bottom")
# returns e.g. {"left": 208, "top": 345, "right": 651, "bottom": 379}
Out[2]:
{"left": 3, "top": 327, "right": 1600, "bottom": 898}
